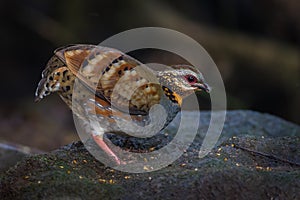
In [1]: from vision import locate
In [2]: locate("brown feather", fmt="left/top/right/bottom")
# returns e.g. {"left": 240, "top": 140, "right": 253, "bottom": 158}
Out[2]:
{"left": 53, "top": 44, "right": 162, "bottom": 115}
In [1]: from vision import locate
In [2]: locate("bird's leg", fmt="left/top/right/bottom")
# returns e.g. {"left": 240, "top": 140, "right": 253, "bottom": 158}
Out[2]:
{"left": 82, "top": 103, "right": 125, "bottom": 165}
{"left": 92, "top": 134, "right": 122, "bottom": 165}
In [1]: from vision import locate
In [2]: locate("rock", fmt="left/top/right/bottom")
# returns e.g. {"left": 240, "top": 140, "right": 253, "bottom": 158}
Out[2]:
{"left": 1, "top": 110, "right": 299, "bottom": 199}
{"left": 0, "top": 142, "right": 42, "bottom": 173}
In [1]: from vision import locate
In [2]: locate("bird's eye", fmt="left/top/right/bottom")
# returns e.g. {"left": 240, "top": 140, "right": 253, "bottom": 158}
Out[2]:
{"left": 184, "top": 75, "right": 198, "bottom": 85}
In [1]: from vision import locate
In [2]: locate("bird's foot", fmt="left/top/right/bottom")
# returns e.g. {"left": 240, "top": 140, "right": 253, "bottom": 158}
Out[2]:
{"left": 92, "top": 135, "right": 126, "bottom": 165}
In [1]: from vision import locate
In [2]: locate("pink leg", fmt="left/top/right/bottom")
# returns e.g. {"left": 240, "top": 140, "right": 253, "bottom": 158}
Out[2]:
{"left": 92, "top": 135, "right": 121, "bottom": 165}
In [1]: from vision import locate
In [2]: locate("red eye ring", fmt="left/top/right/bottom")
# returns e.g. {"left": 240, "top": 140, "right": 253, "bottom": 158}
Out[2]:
{"left": 184, "top": 75, "right": 198, "bottom": 84}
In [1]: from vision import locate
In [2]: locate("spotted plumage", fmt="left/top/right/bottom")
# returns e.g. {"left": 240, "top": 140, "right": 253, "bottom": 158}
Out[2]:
{"left": 35, "top": 44, "right": 210, "bottom": 165}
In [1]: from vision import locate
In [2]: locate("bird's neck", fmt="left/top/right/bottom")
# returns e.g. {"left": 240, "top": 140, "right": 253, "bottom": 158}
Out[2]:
{"left": 159, "top": 87, "right": 181, "bottom": 126}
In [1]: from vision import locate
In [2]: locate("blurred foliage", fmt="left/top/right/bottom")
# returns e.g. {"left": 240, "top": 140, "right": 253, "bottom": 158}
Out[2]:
{"left": 0, "top": 0, "right": 299, "bottom": 150}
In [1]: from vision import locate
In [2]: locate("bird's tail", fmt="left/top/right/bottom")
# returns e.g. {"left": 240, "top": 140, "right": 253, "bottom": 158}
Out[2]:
{"left": 34, "top": 77, "right": 49, "bottom": 102}
{"left": 34, "top": 53, "right": 70, "bottom": 103}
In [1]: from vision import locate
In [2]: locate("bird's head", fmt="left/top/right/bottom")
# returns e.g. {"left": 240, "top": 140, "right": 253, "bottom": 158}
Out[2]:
{"left": 157, "top": 65, "right": 210, "bottom": 105}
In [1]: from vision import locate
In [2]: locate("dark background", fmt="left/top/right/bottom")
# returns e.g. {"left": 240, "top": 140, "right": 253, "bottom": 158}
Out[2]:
{"left": 0, "top": 0, "right": 299, "bottom": 151}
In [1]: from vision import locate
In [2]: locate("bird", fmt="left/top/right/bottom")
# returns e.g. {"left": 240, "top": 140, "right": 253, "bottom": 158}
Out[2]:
{"left": 35, "top": 44, "right": 210, "bottom": 165}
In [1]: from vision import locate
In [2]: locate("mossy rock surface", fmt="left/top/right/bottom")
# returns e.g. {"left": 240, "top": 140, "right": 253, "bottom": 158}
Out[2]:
{"left": 1, "top": 110, "right": 299, "bottom": 199}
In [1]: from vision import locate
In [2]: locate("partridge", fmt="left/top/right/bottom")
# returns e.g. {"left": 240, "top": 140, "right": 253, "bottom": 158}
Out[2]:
{"left": 35, "top": 44, "right": 210, "bottom": 165}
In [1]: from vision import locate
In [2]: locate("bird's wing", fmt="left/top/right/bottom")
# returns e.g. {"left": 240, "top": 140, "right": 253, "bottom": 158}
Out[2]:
{"left": 54, "top": 44, "right": 162, "bottom": 115}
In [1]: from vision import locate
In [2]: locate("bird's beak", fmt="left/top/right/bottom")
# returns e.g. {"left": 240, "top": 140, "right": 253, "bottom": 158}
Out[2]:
{"left": 193, "top": 83, "right": 211, "bottom": 93}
